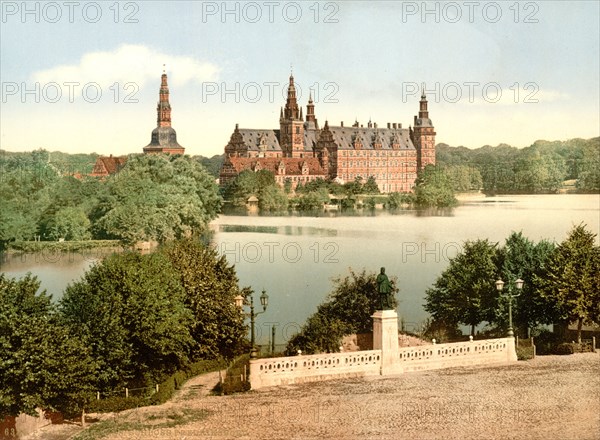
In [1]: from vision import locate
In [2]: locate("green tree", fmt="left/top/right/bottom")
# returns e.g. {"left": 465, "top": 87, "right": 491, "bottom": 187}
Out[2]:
{"left": 258, "top": 185, "right": 288, "bottom": 212}
{"left": 94, "top": 155, "right": 221, "bottom": 244}
{"left": 424, "top": 239, "right": 499, "bottom": 336}
{"left": 224, "top": 169, "right": 280, "bottom": 208}
{"left": 535, "top": 224, "right": 600, "bottom": 343}
{"left": 60, "top": 252, "right": 194, "bottom": 389}
{"left": 577, "top": 138, "right": 600, "bottom": 192}
{"left": 362, "top": 176, "right": 380, "bottom": 194}
{"left": 496, "top": 232, "right": 555, "bottom": 336}
{"left": 295, "top": 187, "right": 329, "bottom": 211}
{"left": 414, "top": 165, "right": 458, "bottom": 208}
{"left": 42, "top": 207, "right": 91, "bottom": 241}
{"left": 0, "top": 274, "right": 96, "bottom": 423}
{"left": 0, "top": 149, "right": 60, "bottom": 246}
{"left": 160, "top": 240, "right": 247, "bottom": 359}
{"left": 286, "top": 268, "right": 398, "bottom": 354}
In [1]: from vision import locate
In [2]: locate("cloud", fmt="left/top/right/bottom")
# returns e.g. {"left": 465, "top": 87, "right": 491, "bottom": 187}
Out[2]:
{"left": 31, "top": 44, "right": 220, "bottom": 90}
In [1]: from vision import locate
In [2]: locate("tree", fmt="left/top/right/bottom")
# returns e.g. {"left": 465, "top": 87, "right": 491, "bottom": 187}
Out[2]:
{"left": 60, "top": 252, "right": 194, "bottom": 390}
{"left": 496, "top": 232, "right": 555, "bottom": 336}
{"left": 0, "top": 150, "right": 59, "bottom": 246}
{"left": 159, "top": 239, "right": 247, "bottom": 359}
{"left": 362, "top": 176, "right": 380, "bottom": 194}
{"left": 0, "top": 274, "right": 96, "bottom": 423}
{"left": 294, "top": 187, "right": 329, "bottom": 211}
{"left": 424, "top": 239, "right": 499, "bottom": 336}
{"left": 414, "top": 165, "right": 458, "bottom": 208}
{"left": 535, "top": 224, "right": 600, "bottom": 343}
{"left": 577, "top": 138, "right": 600, "bottom": 192}
{"left": 42, "top": 207, "right": 91, "bottom": 241}
{"left": 286, "top": 268, "right": 398, "bottom": 354}
{"left": 94, "top": 154, "right": 221, "bottom": 244}
{"left": 258, "top": 185, "right": 288, "bottom": 212}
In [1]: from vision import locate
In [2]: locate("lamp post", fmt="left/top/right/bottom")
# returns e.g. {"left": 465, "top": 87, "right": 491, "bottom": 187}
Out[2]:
{"left": 234, "top": 289, "right": 269, "bottom": 356}
{"left": 495, "top": 278, "right": 524, "bottom": 337}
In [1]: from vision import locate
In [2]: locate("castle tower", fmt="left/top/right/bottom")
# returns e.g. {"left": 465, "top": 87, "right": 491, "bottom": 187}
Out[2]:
{"left": 143, "top": 70, "right": 185, "bottom": 155}
{"left": 305, "top": 91, "right": 319, "bottom": 130}
{"left": 411, "top": 88, "right": 436, "bottom": 169}
{"left": 279, "top": 74, "right": 305, "bottom": 158}
{"left": 316, "top": 120, "right": 336, "bottom": 178}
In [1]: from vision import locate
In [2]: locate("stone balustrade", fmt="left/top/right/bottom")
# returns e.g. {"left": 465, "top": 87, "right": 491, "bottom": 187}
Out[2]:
{"left": 249, "top": 310, "right": 517, "bottom": 390}
{"left": 395, "top": 338, "right": 515, "bottom": 373}
{"left": 249, "top": 350, "right": 382, "bottom": 389}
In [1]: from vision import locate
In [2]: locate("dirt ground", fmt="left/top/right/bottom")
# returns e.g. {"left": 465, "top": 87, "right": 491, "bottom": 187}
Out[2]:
{"left": 27, "top": 353, "right": 600, "bottom": 440}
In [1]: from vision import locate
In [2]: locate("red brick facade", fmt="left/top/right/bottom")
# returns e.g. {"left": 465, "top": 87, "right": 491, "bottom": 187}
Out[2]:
{"left": 220, "top": 75, "right": 435, "bottom": 193}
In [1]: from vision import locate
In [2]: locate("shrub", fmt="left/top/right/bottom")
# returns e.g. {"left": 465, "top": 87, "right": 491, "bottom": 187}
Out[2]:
{"left": 555, "top": 343, "right": 575, "bottom": 355}
{"left": 533, "top": 329, "right": 563, "bottom": 355}
{"left": 88, "top": 396, "right": 145, "bottom": 413}
{"left": 219, "top": 355, "right": 251, "bottom": 395}
{"left": 516, "top": 346, "right": 535, "bottom": 361}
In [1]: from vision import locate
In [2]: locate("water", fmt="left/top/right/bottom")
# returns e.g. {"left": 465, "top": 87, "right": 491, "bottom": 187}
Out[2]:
{"left": 2, "top": 194, "right": 598, "bottom": 343}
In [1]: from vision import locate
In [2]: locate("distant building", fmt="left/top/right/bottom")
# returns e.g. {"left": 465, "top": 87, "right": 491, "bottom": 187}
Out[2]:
{"left": 143, "top": 71, "right": 185, "bottom": 155}
{"left": 219, "top": 74, "right": 436, "bottom": 192}
{"left": 90, "top": 154, "right": 127, "bottom": 178}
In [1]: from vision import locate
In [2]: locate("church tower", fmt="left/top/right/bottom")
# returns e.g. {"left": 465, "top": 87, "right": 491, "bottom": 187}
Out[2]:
{"left": 411, "top": 89, "right": 436, "bottom": 169}
{"left": 279, "top": 74, "right": 305, "bottom": 158}
{"left": 143, "top": 70, "right": 185, "bottom": 155}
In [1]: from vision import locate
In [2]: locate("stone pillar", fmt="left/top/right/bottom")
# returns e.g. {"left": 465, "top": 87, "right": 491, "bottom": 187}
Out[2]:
{"left": 372, "top": 310, "right": 400, "bottom": 375}
{"left": 506, "top": 336, "right": 518, "bottom": 363}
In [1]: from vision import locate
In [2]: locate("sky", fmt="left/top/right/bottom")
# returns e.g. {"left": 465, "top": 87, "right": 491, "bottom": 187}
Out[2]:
{"left": 1, "top": 1, "right": 599, "bottom": 157}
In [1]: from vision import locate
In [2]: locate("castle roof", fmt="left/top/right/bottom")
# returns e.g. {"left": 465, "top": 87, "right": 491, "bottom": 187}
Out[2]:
{"left": 326, "top": 127, "right": 415, "bottom": 150}
{"left": 230, "top": 126, "right": 413, "bottom": 153}
{"left": 226, "top": 157, "right": 325, "bottom": 176}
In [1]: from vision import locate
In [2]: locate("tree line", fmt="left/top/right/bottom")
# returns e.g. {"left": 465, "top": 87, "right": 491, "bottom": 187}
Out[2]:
{"left": 424, "top": 225, "right": 600, "bottom": 342}
{"left": 284, "top": 225, "right": 598, "bottom": 355}
{"left": 0, "top": 151, "right": 221, "bottom": 249}
{"left": 223, "top": 166, "right": 457, "bottom": 213}
{"left": 0, "top": 239, "right": 248, "bottom": 421}
{"left": 436, "top": 137, "right": 600, "bottom": 193}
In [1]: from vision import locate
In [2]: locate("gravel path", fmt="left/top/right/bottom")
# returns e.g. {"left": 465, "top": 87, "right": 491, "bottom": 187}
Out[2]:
{"left": 97, "top": 353, "right": 599, "bottom": 440}
{"left": 22, "top": 354, "right": 599, "bottom": 440}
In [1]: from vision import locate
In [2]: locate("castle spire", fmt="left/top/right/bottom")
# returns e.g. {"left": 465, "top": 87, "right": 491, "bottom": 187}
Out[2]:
{"left": 157, "top": 70, "right": 172, "bottom": 127}
{"left": 306, "top": 89, "right": 318, "bottom": 129}
{"left": 284, "top": 73, "right": 300, "bottom": 120}
{"left": 419, "top": 88, "right": 429, "bottom": 120}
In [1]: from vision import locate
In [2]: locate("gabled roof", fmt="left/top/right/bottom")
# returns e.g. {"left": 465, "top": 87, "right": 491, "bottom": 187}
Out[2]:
{"left": 226, "top": 157, "right": 325, "bottom": 176}
{"left": 326, "top": 127, "right": 415, "bottom": 150}
{"left": 91, "top": 155, "right": 127, "bottom": 176}
{"left": 237, "top": 129, "right": 281, "bottom": 151}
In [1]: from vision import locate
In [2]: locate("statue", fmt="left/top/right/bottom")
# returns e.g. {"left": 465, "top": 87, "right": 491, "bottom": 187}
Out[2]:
{"left": 376, "top": 267, "right": 393, "bottom": 310}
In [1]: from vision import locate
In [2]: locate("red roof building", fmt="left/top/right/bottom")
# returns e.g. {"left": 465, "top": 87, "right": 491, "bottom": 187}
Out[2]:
{"left": 220, "top": 74, "right": 435, "bottom": 193}
{"left": 90, "top": 154, "right": 127, "bottom": 178}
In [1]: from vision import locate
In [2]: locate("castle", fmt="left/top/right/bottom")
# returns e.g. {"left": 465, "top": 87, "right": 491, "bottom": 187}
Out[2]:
{"left": 219, "top": 74, "right": 435, "bottom": 192}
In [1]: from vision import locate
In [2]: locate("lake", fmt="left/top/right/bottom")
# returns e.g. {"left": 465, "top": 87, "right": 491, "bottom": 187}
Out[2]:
{"left": 2, "top": 194, "right": 599, "bottom": 344}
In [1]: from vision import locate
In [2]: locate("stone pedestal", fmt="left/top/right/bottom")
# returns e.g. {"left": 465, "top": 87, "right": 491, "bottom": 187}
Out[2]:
{"left": 506, "top": 336, "right": 518, "bottom": 363}
{"left": 372, "top": 310, "right": 400, "bottom": 375}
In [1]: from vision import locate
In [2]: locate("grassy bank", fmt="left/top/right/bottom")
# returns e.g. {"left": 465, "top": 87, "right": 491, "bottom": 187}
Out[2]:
{"left": 4, "top": 240, "right": 122, "bottom": 253}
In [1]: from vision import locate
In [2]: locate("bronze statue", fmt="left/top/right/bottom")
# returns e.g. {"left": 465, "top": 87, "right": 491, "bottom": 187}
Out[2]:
{"left": 376, "top": 267, "right": 393, "bottom": 310}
